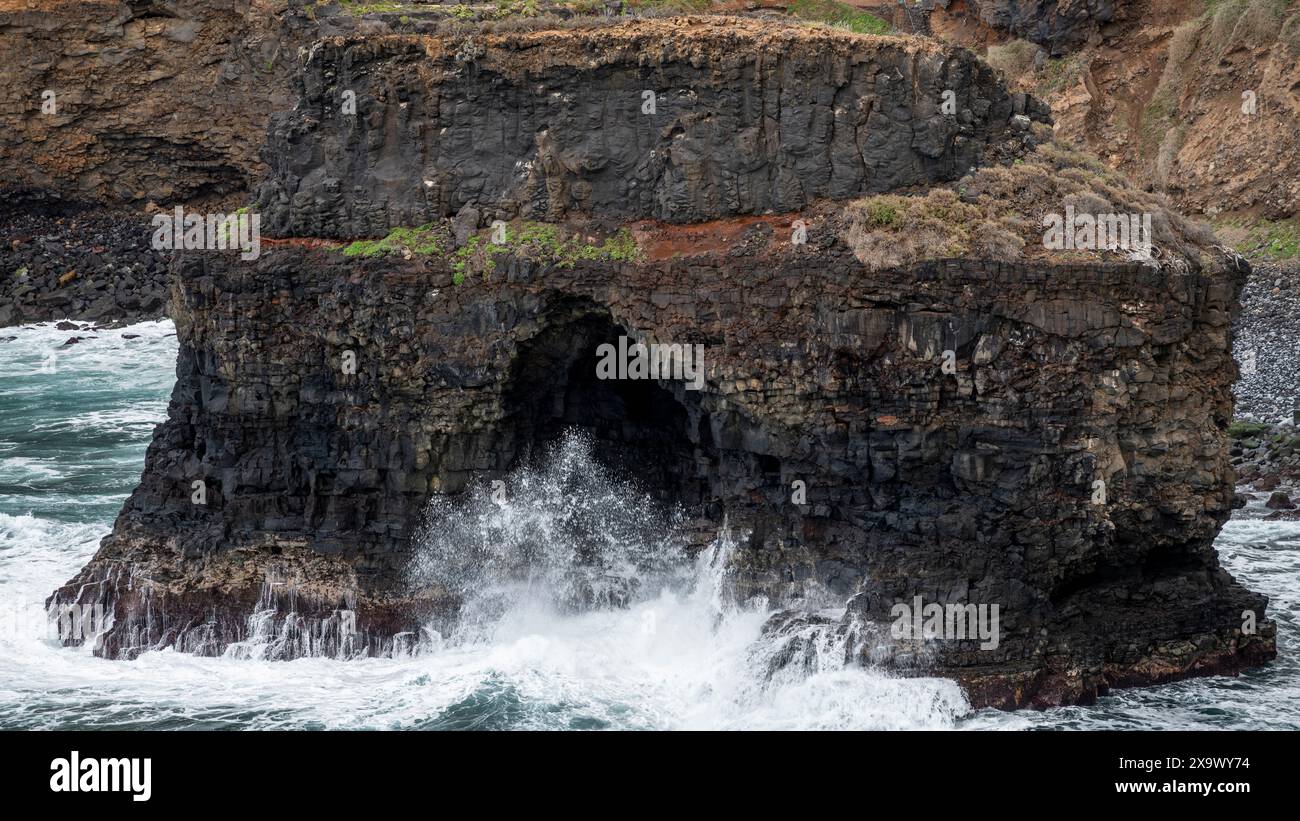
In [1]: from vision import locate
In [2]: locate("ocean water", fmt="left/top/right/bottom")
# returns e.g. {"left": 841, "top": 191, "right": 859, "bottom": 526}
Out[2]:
{"left": 0, "top": 320, "right": 1294, "bottom": 730}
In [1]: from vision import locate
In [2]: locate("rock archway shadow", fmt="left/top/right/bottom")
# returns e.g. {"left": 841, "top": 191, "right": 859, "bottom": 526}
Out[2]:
{"left": 498, "top": 296, "right": 718, "bottom": 515}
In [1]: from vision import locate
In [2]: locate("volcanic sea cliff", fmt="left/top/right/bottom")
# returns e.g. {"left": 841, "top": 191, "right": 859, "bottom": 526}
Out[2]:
{"left": 10, "top": 9, "right": 1276, "bottom": 708}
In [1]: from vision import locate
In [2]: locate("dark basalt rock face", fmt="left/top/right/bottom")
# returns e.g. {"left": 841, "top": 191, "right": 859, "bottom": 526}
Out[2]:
{"left": 254, "top": 21, "right": 1049, "bottom": 237}
{"left": 52, "top": 229, "right": 1274, "bottom": 706}
{"left": 47, "top": 18, "right": 1275, "bottom": 708}
{"left": 936, "top": 0, "right": 1121, "bottom": 55}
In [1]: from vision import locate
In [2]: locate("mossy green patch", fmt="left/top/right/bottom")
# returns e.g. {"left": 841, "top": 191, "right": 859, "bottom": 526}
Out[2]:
{"left": 1228, "top": 421, "right": 1271, "bottom": 439}
{"left": 863, "top": 200, "right": 899, "bottom": 227}
{"left": 786, "top": 0, "right": 892, "bottom": 34}
{"left": 454, "top": 222, "right": 641, "bottom": 282}
{"left": 1232, "top": 218, "right": 1300, "bottom": 260}
{"left": 493, "top": 0, "right": 540, "bottom": 18}
{"left": 342, "top": 223, "right": 446, "bottom": 258}
{"left": 343, "top": 220, "right": 640, "bottom": 285}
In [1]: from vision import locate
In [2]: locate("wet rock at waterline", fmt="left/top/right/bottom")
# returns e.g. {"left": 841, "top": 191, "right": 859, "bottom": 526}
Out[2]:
{"left": 1265, "top": 492, "right": 1295, "bottom": 510}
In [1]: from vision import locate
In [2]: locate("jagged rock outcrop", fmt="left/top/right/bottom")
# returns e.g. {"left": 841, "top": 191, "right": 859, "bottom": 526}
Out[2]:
{"left": 930, "top": 0, "right": 1300, "bottom": 223}
{"left": 0, "top": 0, "right": 482, "bottom": 208}
{"left": 255, "top": 18, "right": 1049, "bottom": 237}
{"left": 940, "top": 0, "right": 1120, "bottom": 55}
{"left": 52, "top": 209, "right": 1275, "bottom": 705}
{"left": 42, "top": 17, "right": 1277, "bottom": 707}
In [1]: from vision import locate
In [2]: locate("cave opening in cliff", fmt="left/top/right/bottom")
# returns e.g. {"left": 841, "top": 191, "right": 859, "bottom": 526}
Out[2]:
{"left": 500, "top": 300, "right": 717, "bottom": 514}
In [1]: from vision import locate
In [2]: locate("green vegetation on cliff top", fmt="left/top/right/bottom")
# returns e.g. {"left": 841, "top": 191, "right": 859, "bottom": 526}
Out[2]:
{"left": 785, "top": 0, "right": 891, "bottom": 34}
{"left": 1228, "top": 421, "right": 1271, "bottom": 439}
{"left": 331, "top": 0, "right": 893, "bottom": 35}
{"left": 1217, "top": 218, "right": 1300, "bottom": 261}
{"left": 341, "top": 221, "right": 640, "bottom": 285}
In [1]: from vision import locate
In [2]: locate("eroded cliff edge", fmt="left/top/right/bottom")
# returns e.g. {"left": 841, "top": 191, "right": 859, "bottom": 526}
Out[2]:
{"left": 45, "top": 17, "right": 1276, "bottom": 708}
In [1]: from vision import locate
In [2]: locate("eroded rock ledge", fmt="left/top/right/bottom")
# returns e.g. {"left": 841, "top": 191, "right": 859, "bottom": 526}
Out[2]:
{"left": 255, "top": 18, "right": 1048, "bottom": 235}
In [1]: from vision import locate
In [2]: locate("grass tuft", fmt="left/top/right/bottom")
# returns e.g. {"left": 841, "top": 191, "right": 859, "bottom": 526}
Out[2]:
{"left": 341, "top": 219, "right": 640, "bottom": 285}
{"left": 785, "top": 0, "right": 891, "bottom": 35}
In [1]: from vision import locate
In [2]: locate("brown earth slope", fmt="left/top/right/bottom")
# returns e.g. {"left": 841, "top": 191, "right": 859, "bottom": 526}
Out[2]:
{"left": 930, "top": 0, "right": 1300, "bottom": 223}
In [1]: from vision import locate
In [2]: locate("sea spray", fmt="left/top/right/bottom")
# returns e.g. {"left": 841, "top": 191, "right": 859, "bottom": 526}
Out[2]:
{"left": 224, "top": 580, "right": 362, "bottom": 661}
{"left": 408, "top": 431, "right": 696, "bottom": 643}
{"left": 404, "top": 432, "right": 972, "bottom": 728}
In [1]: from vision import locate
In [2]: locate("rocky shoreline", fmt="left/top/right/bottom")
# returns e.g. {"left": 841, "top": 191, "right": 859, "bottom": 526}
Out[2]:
{"left": 1231, "top": 258, "right": 1300, "bottom": 424}
{"left": 0, "top": 191, "right": 168, "bottom": 328}
{"left": 1230, "top": 420, "right": 1300, "bottom": 515}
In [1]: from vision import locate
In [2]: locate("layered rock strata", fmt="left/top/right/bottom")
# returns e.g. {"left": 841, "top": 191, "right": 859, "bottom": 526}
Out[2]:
{"left": 254, "top": 20, "right": 1048, "bottom": 234}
